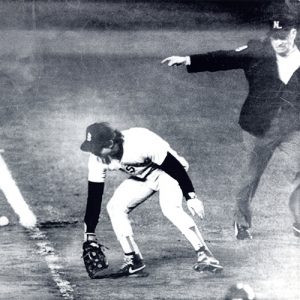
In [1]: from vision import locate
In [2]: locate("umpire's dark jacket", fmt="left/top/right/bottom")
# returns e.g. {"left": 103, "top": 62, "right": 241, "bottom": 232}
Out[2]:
{"left": 187, "top": 39, "right": 300, "bottom": 137}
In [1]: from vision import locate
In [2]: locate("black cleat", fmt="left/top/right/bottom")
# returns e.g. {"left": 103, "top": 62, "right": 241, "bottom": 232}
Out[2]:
{"left": 116, "top": 253, "right": 146, "bottom": 276}
{"left": 234, "top": 222, "right": 253, "bottom": 240}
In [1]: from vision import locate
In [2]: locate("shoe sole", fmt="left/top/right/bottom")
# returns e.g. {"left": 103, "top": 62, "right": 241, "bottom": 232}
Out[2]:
{"left": 114, "top": 265, "right": 147, "bottom": 278}
{"left": 193, "top": 262, "right": 223, "bottom": 273}
{"left": 236, "top": 234, "right": 253, "bottom": 240}
{"left": 93, "top": 269, "right": 149, "bottom": 279}
{"left": 293, "top": 225, "right": 300, "bottom": 237}
{"left": 128, "top": 270, "right": 149, "bottom": 278}
{"left": 115, "top": 264, "right": 146, "bottom": 277}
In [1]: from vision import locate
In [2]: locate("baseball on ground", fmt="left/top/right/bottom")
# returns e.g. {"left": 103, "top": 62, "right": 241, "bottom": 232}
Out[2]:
{"left": 0, "top": 216, "right": 9, "bottom": 226}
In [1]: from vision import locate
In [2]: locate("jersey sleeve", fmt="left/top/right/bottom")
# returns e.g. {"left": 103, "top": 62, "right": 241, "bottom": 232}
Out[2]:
{"left": 84, "top": 154, "right": 107, "bottom": 233}
{"left": 168, "top": 148, "right": 189, "bottom": 170}
{"left": 84, "top": 181, "right": 104, "bottom": 233}
{"left": 160, "top": 152, "right": 194, "bottom": 200}
{"left": 139, "top": 129, "right": 170, "bottom": 165}
{"left": 88, "top": 153, "right": 107, "bottom": 183}
{"left": 139, "top": 129, "right": 189, "bottom": 169}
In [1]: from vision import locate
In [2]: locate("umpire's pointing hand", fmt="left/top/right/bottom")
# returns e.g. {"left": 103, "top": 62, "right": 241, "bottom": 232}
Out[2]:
{"left": 161, "top": 56, "right": 189, "bottom": 66}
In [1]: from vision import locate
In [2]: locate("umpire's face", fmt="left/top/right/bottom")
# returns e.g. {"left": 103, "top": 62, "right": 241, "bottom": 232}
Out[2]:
{"left": 270, "top": 28, "right": 297, "bottom": 56}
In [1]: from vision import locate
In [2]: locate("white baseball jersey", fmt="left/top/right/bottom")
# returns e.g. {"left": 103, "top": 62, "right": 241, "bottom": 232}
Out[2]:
{"left": 87, "top": 127, "right": 188, "bottom": 183}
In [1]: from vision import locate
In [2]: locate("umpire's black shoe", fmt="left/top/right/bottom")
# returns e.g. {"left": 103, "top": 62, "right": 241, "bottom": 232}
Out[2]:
{"left": 292, "top": 223, "right": 300, "bottom": 237}
{"left": 118, "top": 253, "right": 146, "bottom": 276}
{"left": 234, "top": 222, "right": 252, "bottom": 240}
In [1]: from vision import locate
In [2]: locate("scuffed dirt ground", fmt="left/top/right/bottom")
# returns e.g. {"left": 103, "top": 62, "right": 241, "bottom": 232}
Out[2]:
{"left": 0, "top": 225, "right": 62, "bottom": 300}
{"left": 1, "top": 44, "right": 299, "bottom": 300}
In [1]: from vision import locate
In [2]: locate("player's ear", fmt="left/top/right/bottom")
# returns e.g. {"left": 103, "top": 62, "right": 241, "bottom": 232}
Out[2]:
{"left": 290, "top": 28, "right": 297, "bottom": 40}
{"left": 105, "top": 140, "right": 114, "bottom": 149}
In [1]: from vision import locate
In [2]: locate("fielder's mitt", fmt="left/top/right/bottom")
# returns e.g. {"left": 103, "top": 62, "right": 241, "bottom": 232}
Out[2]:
{"left": 82, "top": 240, "right": 108, "bottom": 278}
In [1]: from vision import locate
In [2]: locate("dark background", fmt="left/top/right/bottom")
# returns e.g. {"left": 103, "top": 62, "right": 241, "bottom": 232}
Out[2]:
{"left": 0, "top": 0, "right": 294, "bottom": 30}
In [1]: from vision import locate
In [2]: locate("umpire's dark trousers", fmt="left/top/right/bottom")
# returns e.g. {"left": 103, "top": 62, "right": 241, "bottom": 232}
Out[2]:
{"left": 234, "top": 116, "right": 300, "bottom": 228}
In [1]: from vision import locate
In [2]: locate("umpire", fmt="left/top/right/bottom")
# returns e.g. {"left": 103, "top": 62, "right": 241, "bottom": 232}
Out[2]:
{"left": 162, "top": 11, "right": 300, "bottom": 240}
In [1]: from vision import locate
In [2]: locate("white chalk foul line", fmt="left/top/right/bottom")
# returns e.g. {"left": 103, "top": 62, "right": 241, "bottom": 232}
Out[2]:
{"left": 0, "top": 153, "right": 74, "bottom": 300}
{"left": 29, "top": 228, "right": 75, "bottom": 300}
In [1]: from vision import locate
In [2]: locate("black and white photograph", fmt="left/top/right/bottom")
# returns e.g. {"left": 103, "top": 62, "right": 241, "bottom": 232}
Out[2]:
{"left": 0, "top": 0, "right": 299, "bottom": 299}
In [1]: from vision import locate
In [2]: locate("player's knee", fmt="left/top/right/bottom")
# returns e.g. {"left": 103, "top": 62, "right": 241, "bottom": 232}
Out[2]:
{"left": 106, "top": 199, "right": 127, "bottom": 219}
{"left": 161, "top": 206, "right": 194, "bottom": 230}
{"left": 160, "top": 205, "right": 181, "bottom": 220}
{"left": 106, "top": 199, "right": 117, "bottom": 218}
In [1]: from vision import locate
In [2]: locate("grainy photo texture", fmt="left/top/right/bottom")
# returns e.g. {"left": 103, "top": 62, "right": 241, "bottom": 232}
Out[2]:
{"left": 0, "top": 1, "right": 299, "bottom": 299}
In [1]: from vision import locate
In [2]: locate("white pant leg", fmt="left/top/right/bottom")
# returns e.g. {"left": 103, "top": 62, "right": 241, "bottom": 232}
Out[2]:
{"left": 106, "top": 178, "right": 154, "bottom": 240}
{"left": 158, "top": 172, "right": 197, "bottom": 235}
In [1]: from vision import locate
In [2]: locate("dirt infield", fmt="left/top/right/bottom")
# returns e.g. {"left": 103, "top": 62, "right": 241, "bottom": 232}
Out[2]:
{"left": 0, "top": 3, "right": 300, "bottom": 299}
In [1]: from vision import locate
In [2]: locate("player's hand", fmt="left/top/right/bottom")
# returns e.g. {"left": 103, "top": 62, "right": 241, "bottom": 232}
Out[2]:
{"left": 161, "top": 56, "right": 189, "bottom": 66}
{"left": 82, "top": 239, "right": 108, "bottom": 278}
{"left": 187, "top": 197, "right": 205, "bottom": 219}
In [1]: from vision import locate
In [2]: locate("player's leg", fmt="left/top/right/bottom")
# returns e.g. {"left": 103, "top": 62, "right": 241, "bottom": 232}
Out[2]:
{"left": 106, "top": 178, "right": 154, "bottom": 274}
{"left": 158, "top": 173, "right": 222, "bottom": 273}
{"left": 234, "top": 131, "right": 276, "bottom": 239}
{"left": 278, "top": 131, "right": 300, "bottom": 237}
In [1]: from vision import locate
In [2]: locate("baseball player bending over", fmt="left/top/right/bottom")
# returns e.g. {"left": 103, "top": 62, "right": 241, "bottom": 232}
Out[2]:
{"left": 80, "top": 122, "right": 223, "bottom": 277}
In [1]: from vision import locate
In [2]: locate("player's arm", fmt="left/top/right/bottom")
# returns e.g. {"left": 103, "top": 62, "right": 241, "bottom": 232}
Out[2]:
{"left": 142, "top": 129, "right": 204, "bottom": 218}
{"left": 82, "top": 155, "right": 109, "bottom": 278}
{"left": 159, "top": 152, "right": 205, "bottom": 219}
{"left": 84, "top": 154, "right": 107, "bottom": 241}
{"left": 82, "top": 181, "right": 109, "bottom": 278}
{"left": 160, "top": 152, "right": 194, "bottom": 200}
{"left": 84, "top": 181, "right": 104, "bottom": 241}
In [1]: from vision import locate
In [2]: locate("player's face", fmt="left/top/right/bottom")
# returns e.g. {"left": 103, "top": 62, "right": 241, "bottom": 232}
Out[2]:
{"left": 92, "top": 142, "right": 119, "bottom": 164}
{"left": 270, "top": 28, "right": 297, "bottom": 56}
{"left": 91, "top": 146, "right": 113, "bottom": 164}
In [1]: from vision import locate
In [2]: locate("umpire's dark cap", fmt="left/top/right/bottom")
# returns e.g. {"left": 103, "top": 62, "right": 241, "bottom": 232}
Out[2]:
{"left": 268, "top": 12, "right": 298, "bottom": 39}
{"left": 80, "top": 122, "right": 115, "bottom": 152}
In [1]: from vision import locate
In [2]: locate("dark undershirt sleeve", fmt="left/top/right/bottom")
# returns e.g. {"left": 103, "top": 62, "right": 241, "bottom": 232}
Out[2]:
{"left": 159, "top": 152, "right": 195, "bottom": 200}
{"left": 84, "top": 181, "right": 104, "bottom": 233}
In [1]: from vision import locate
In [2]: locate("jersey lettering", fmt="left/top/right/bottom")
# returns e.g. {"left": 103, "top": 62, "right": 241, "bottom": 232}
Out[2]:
{"left": 273, "top": 21, "right": 282, "bottom": 29}
{"left": 87, "top": 132, "right": 92, "bottom": 141}
{"left": 125, "top": 165, "right": 135, "bottom": 173}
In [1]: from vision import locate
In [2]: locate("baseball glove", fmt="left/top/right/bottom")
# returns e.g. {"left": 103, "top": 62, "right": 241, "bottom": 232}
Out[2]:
{"left": 82, "top": 240, "right": 108, "bottom": 278}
